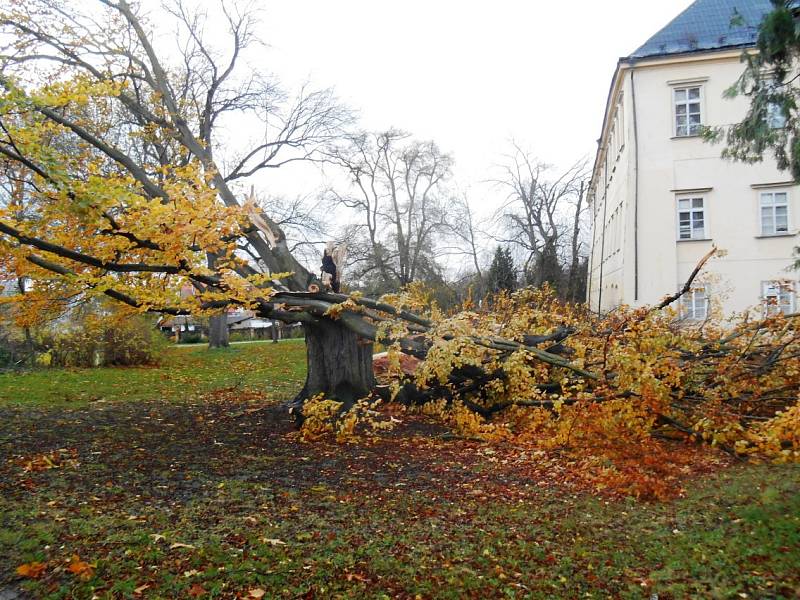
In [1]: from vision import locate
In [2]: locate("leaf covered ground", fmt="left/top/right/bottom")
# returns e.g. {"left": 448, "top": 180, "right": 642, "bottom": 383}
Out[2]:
{"left": 1, "top": 342, "right": 799, "bottom": 599}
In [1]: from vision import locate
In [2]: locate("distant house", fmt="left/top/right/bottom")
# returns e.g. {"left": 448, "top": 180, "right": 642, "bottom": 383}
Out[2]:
{"left": 587, "top": 0, "right": 798, "bottom": 318}
{"left": 158, "top": 310, "right": 298, "bottom": 341}
{"left": 227, "top": 311, "right": 283, "bottom": 340}
{"left": 157, "top": 315, "right": 205, "bottom": 340}
{"left": 0, "top": 277, "right": 27, "bottom": 297}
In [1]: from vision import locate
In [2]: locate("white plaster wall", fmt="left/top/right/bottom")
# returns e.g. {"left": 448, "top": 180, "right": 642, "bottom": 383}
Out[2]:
{"left": 587, "top": 74, "right": 634, "bottom": 312}
{"left": 589, "top": 51, "right": 798, "bottom": 315}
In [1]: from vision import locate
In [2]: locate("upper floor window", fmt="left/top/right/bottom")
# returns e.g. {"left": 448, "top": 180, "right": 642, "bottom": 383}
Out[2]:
{"left": 674, "top": 86, "right": 702, "bottom": 136}
{"left": 681, "top": 287, "right": 708, "bottom": 321}
{"left": 765, "top": 78, "right": 787, "bottom": 129}
{"left": 760, "top": 191, "right": 789, "bottom": 235}
{"left": 762, "top": 281, "right": 795, "bottom": 316}
{"left": 766, "top": 99, "right": 787, "bottom": 129}
{"left": 677, "top": 196, "right": 706, "bottom": 240}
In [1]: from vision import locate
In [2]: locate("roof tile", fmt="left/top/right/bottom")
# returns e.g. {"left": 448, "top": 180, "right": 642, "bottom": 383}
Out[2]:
{"left": 630, "top": 0, "right": 774, "bottom": 59}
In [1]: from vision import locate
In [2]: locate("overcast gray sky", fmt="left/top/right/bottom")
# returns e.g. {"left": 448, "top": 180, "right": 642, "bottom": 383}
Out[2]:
{"left": 253, "top": 0, "right": 695, "bottom": 200}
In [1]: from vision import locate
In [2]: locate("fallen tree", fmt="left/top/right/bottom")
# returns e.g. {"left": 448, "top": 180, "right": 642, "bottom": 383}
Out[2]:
{"left": 272, "top": 250, "right": 799, "bottom": 465}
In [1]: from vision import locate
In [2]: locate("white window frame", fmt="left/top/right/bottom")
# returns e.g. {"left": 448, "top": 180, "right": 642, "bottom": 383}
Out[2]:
{"left": 681, "top": 287, "right": 709, "bottom": 321}
{"left": 676, "top": 196, "right": 708, "bottom": 240}
{"left": 762, "top": 281, "right": 795, "bottom": 316}
{"left": 673, "top": 85, "right": 703, "bottom": 137}
{"left": 759, "top": 190, "right": 790, "bottom": 235}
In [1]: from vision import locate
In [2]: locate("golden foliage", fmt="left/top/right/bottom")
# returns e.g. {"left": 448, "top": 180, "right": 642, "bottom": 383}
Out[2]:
{"left": 0, "top": 74, "right": 271, "bottom": 324}
{"left": 374, "top": 285, "right": 800, "bottom": 497}
{"left": 300, "top": 394, "right": 396, "bottom": 443}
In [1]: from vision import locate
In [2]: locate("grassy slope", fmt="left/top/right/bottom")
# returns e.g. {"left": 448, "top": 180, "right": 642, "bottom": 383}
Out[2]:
{"left": 0, "top": 342, "right": 798, "bottom": 599}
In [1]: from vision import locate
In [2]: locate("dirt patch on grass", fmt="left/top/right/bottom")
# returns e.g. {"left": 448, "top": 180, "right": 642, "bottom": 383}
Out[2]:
{"left": 1, "top": 393, "right": 568, "bottom": 522}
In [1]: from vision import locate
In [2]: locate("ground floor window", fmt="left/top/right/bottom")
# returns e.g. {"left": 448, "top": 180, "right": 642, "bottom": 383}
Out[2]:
{"left": 680, "top": 287, "right": 708, "bottom": 320}
{"left": 762, "top": 281, "right": 795, "bottom": 316}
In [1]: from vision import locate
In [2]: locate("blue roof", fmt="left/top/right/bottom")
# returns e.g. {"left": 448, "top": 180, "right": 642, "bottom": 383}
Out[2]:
{"left": 629, "top": 0, "right": 774, "bottom": 59}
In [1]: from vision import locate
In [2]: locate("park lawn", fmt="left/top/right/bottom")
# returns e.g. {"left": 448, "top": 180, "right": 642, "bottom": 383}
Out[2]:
{"left": 0, "top": 340, "right": 307, "bottom": 407}
{"left": 0, "top": 343, "right": 798, "bottom": 599}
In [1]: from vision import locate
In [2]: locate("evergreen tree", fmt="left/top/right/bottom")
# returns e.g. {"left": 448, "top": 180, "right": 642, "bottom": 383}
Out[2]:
{"left": 706, "top": 2, "right": 800, "bottom": 178}
{"left": 705, "top": 2, "right": 800, "bottom": 266}
{"left": 486, "top": 246, "right": 517, "bottom": 294}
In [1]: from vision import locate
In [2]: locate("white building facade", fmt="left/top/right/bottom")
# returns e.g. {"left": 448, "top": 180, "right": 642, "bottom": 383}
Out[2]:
{"left": 587, "top": 0, "right": 798, "bottom": 317}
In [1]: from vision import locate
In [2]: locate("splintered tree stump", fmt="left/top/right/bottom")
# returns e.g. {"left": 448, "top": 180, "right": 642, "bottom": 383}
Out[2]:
{"left": 372, "top": 351, "right": 421, "bottom": 383}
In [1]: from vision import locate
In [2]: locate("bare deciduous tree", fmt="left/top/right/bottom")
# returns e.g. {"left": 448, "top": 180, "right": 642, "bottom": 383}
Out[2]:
{"left": 326, "top": 129, "right": 453, "bottom": 293}
{"left": 493, "top": 145, "right": 589, "bottom": 301}
{"left": 447, "top": 192, "right": 486, "bottom": 281}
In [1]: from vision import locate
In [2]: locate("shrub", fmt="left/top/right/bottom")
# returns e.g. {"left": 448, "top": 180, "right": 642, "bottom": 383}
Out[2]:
{"left": 41, "top": 310, "right": 168, "bottom": 367}
{"left": 178, "top": 331, "right": 204, "bottom": 344}
{"left": 288, "top": 325, "right": 305, "bottom": 339}
{"left": 0, "top": 329, "right": 33, "bottom": 368}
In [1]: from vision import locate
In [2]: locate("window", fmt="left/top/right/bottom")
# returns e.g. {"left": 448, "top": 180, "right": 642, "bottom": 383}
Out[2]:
{"left": 766, "top": 99, "right": 786, "bottom": 129}
{"left": 762, "top": 281, "right": 795, "bottom": 316}
{"left": 760, "top": 191, "right": 789, "bottom": 235}
{"left": 677, "top": 197, "right": 706, "bottom": 240}
{"left": 681, "top": 287, "right": 708, "bottom": 321}
{"left": 674, "top": 86, "right": 702, "bottom": 136}
{"left": 765, "top": 78, "right": 787, "bottom": 129}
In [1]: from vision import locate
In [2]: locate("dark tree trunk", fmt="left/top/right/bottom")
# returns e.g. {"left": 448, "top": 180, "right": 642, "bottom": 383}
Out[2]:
{"left": 289, "top": 319, "right": 375, "bottom": 420}
{"left": 206, "top": 252, "right": 229, "bottom": 349}
{"left": 208, "top": 312, "right": 229, "bottom": 348}
{"left": 271, "top": 320, "right": 279, "bottom": 343}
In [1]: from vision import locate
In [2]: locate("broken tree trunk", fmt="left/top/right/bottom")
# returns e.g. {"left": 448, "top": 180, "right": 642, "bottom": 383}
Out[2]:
{"left": 288, "top": 319, "right": 375, "bottom": 421}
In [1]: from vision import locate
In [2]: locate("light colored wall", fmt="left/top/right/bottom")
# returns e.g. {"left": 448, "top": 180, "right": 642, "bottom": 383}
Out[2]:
{"left": 588, "top": 50, "right": 799, "bottom": 315}
{"left": 587, "top": 73, "right": 634, "bottom": 312}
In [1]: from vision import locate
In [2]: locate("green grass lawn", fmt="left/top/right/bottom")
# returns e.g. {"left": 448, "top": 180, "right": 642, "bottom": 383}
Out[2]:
{"left": 0, "top": 340, "right": 307, "bottom": 406}
{"left": 1, "top": 341, "right": 798, "bottom": 599}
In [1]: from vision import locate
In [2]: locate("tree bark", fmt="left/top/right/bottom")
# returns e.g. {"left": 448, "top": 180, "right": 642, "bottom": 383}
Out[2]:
{"left": 289, "top": 319, "right": 375, "bottom": 419}
{"left": 208, "top": 312, "right": 229, "bottom": 348}
{"left": 206, "top": 251, "right": 230, "bottom": 349}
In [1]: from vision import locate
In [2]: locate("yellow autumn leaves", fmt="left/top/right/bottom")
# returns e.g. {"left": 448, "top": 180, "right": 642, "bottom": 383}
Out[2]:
{"left": 300, "top": 394, "right": 396, "bottom": 442}
{"left": 304, "top": 284, "right": 800, "bottom": 469}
